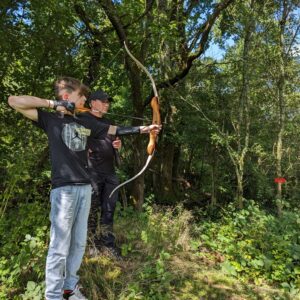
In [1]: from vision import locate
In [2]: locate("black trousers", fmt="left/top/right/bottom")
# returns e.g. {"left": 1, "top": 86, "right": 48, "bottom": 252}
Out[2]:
{"left": 88, "top": 173, "right": 119, "bottom": 248}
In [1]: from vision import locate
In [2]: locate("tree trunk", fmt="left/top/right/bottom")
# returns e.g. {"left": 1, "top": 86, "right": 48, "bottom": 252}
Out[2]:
{"left": 275, "top": 0, "right": 288, "bottom": 216}
{"left": 131, "top": 174, "right": 145, "bottom": 211}
{"left": 130, "top": 131, "right": 147, "bottom": 211}
{"left": 160, "top": 140, "right": 176, "bottom": 201}
{"left": 210, "top": 156, "right": 218, "bottom": 207}
{"left": 236, "top": 166, "right": 244, "bottom": 209}
{"left": 233, "top": 0, "right": 254, "bottom": 208}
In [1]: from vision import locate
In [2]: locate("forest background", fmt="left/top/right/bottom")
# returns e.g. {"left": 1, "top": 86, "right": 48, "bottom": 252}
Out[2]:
{"left": 0, "top": 0, "right": 300, "bottom": 299}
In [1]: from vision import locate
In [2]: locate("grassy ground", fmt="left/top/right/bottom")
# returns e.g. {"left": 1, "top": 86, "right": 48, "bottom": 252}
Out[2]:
{"left": 80, "top": 246, "right": 294, "bottom": 300}
{"left": 1, "top": 203, "right": 299, "bottom": 299}
{"left": 78, "top": 204, "right": 297, "bottom": 300}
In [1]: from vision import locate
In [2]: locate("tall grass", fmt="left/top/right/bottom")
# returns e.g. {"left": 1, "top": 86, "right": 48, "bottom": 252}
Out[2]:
{"left": 0, "top": 200, "right": 296, "bottom": 299}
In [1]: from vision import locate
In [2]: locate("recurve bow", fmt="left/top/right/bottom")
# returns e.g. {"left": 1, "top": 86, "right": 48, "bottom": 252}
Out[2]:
{"left": 109, "top": 42, "right": 161, "bottom": 198}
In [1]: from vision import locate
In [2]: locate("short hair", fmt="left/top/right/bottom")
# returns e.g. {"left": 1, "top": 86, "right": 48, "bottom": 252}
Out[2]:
{"left": 54, "top": 77, "right": 90, "bottom": 99}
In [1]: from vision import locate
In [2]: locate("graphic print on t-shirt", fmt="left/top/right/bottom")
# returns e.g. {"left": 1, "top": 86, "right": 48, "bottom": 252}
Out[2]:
{"left": 61, "top": 122, "right": 91, "bottom": 151}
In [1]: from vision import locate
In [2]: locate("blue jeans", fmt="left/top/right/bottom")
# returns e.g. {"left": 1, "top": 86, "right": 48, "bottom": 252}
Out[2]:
{"left": 45, "top": 184, "right": 91, "bottom": 300}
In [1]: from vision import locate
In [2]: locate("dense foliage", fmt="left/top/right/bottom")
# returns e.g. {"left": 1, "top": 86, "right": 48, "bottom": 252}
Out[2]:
{"left": 0, "top": 0, "right": 300, "bottom": 299}
{"left": 1, "top": 201, "right": 299, "bottom": 299}
{"left": 198, "top": 202, "right": 300, "bottom": 295}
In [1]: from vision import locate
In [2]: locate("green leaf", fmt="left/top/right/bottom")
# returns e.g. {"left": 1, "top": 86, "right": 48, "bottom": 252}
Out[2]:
{"left": 26, "top": 281, "right": 37, "bottom": 291}
{"left": 141, "top": 230, "right": 148, "bottom": 243}
{"left": 221, "top": 261, "right": 237, "bottom": 276}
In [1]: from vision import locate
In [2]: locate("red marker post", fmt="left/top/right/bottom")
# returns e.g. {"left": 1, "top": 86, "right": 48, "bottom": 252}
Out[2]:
{"left": 274, "top": 177, "right": 286, "bottom": 184}
{"left": 274, "top": 177, "right": 286, "bottom": 201}
{"left": 274, "top": 177, "right": 286, "bottom": 215}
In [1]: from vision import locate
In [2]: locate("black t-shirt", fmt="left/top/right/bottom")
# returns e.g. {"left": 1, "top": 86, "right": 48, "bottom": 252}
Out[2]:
{"left": 34, "top": 110, "right": 109, "bottom": 188}
{"left": 84, "top": 112, "right": 141, "bottom": 175}
{"left": 87, "top": 115, "right": 116, "bottom": 175}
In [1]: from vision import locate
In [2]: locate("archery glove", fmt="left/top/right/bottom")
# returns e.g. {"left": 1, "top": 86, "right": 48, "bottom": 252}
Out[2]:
{"left": 52, "top": 100, "right": 75, "bottom": 113}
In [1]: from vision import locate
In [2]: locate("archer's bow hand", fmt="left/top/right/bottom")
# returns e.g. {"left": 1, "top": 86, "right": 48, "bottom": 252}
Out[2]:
{"left": 149, "top": 124, "right": 162, "bottom": 135}
{"left": 141, "top": 124, "right": 162, "bottom": 134}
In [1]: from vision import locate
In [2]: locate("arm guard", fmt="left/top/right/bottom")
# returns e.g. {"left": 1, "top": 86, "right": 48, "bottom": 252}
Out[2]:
{"left": 116, "top": 126, "right": 140, "bottom": 136}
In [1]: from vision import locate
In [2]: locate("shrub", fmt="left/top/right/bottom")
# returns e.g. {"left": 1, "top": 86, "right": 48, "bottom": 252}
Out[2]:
{"left": 0, "top": 201, "right": 49, "bottom": 299}
{"left": 197, "top": 200, "right": 300, "bottom": 293}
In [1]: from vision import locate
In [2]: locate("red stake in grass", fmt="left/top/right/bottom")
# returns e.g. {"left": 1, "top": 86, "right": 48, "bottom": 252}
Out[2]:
{"left": 274, "top": 177, "right": 287, "bottom": 201}
{"left": 274, "top": 177, "right": 286, "bottom": 184}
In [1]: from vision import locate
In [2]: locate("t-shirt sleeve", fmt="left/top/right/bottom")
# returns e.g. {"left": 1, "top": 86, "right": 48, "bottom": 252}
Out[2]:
{"left": 76, "top": 113, "right": 110, "bottom": 139}
{"left": 93, "top": 122, "right": 110, "bottom": 139}
{"left": 32, "top": 109, "right": 51, "bottom": 131}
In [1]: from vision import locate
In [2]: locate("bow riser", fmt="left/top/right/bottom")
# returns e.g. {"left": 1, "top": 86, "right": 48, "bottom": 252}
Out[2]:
{"left": 147, "top": 96, "right": 160, "bottom": 155}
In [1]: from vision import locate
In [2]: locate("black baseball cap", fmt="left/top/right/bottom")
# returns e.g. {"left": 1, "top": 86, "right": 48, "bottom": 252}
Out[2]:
{"left": 88, "top": 90, "right": 113, "bottom": 103}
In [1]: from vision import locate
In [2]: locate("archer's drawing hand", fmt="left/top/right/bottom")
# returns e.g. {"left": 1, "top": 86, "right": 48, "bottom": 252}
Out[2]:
{"left": 52, "top": 100, "right": 75, "bottom": 113}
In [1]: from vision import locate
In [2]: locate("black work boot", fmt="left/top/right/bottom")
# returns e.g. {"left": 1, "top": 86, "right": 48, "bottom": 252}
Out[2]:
{"left": 101, "top": 245, "right": 123, "bottom": 260}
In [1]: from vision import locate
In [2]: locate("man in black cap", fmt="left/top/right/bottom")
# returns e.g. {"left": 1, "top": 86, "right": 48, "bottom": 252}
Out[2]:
{"left": 86, "top": 90, "right": 160, "bottom": 259}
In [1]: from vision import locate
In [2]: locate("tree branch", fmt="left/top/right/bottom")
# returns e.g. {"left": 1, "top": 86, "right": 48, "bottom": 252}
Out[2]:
{"left": 157, "top": 0, "right": 235, "bottom": 92}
